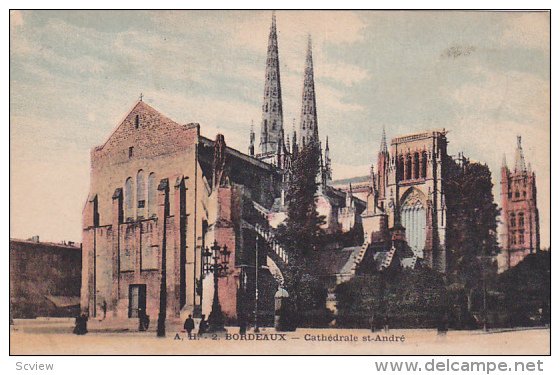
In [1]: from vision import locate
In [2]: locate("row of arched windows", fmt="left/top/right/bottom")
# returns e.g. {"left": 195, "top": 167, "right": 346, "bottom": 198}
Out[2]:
{"left": 508, "top": 188, "right": 527, "bottom": 199}
{"left": 124, "top": 170, "right": 157, "bottom": 220}
{"left": 396, "top": 151, "right": 428, "bottom": 182}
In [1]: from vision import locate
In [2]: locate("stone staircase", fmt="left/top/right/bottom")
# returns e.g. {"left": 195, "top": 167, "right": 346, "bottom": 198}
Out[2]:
{"left": 250, "top": 222, "right": 289, "bottom": 264}
{"left": 350, "top": 240, "right": 370, "bottom": 274}
{"left": 381, "top": 246, "right": 397, "bottom": 269}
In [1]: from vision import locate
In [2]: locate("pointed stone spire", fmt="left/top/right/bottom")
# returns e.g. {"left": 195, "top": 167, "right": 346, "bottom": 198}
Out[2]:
{"left": 324, "top": 136, "right": 332, "bottom": 183}
{"left": 380, "top": 126, "right": 388, "bottom": 154}
{"left": 291, "top": 118, "right": 298, "bottom": 155}
{"left": 514, "top": 135, "right": 527, "bottom": 173}
{"left": 249, "top": 120, "right": 255, "bottom": 156}
{"left": 346, "top": 183, "right": 354, "bottom": 208}
{"left": 259, "top": 11, "right": 284, "bottom": 156}
{"left": 501, "top": 153, "right": 507, "bottom": 168}
{"left": 299, "top": 35, "right": 319, "bottom": 147}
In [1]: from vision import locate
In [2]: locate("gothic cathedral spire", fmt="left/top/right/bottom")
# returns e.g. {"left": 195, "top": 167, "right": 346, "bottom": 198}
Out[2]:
{"left": 259, "top": 12, "right": 284, "bottom": 156}
{"left": 514, "top": 135, "right": 527, "bottom": 173}
{"left": 299, "top": 35, "right": 319, "bottom": 147}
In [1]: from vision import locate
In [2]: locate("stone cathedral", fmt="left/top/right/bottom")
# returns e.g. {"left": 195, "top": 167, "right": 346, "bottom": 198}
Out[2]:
{"left": 81, "top": 13, "right": 540, "bottom": 323}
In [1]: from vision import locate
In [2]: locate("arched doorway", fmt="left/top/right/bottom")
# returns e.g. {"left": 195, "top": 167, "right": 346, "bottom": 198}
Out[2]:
{"left": 400, "top": 188, "right": 427, "bottom": 258}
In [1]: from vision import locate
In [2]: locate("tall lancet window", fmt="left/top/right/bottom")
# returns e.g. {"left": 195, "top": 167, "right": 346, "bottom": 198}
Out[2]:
{"left": 124, "top": 177, "right": 133, "bottom": 220}
{"left": 148, "top": 172, "right": 157, "bottom": 217}
{"left": 137, "top": 170, "right": 145, "bottom": 218}
{"left": 406, "top": 155, "right": 412, "bottom": 180}
{"left": 421, "top": 152, "right": 427, "bottom": 178}
{"left": 414, "top": 152, "right": 420, "bottom": 179}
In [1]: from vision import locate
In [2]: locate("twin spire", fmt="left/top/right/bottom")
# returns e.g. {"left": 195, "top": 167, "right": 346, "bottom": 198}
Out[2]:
{"left": 258, "top": 11, "right": 284, "bottom": 156}
{"left": 255, "top": 12, "right": 321, "bottom": 161}
{"left": 299, "top": 34, "right": 319, "bottom": 147}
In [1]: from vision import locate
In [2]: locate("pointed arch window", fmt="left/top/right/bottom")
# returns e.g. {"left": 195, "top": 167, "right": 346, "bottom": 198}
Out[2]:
{"left": 135, "top": 115, "right": 140, "bottom": 129}
{"left": 124, "top": 177, "right": 133, "bottom": 220}
{"left": 510, "top": 213, "right": 516, "bottom": 228}
{"left": 397, "top": 156, "right": 404, "bottom": 182}
{"left": 272, "top": 103, "right": 277, "bottom": 112}
{"left": 137, "top": 170, "right": 145, "bottom": 218}
{"left": 518, "top": 212, "right": 524, "bottom": 228}
{"left": 405, "top": 155, "right": 412, "bottom": 180}
{"left": 272, "top": 120, "right": 276, "bottom": 130}
{"left": 421, "top": 152, "right": 427, "bottom": 178}
{"left": 148, "top": 172, "right": 157, "bottom": 217}
{"left": 413, "top": 152, "right": 420, "bottom": 179}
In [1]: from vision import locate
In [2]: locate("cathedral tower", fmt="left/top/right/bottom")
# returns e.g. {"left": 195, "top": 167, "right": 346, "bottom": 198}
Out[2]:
{"left": 258, "top": 13, "right": 284, "bottom": 163}
{"left": 500, "top": 136, "right": 540, "bottom": 271}
{"left": 299, "top": 36, "right": 319, "bottom": 147}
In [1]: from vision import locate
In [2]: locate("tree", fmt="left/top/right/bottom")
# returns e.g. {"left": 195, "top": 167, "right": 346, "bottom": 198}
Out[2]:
{"left": 444, "top": 160, "right": 500, "bottom": 316}
{"left": 276, "top": 140, "right": 327, "bottom": 326}
{"left": 497, "top": 251, "right": 550, "bottom": 327}
{"left": 335, "top": 267, "right": 447, "bottom": 328}
{"left": 278, "top": 140, "right": 325, "bottom": 256}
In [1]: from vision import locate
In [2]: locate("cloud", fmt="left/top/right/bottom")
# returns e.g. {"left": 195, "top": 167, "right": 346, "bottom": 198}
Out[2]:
{"left": 441, "top": 45, "right": 476, "bottom": 59}
{"left": 10, "top": 10, "right": 24, "bottom": 28}
{"left": 318, "top": 61, "right": 369, "bottom": 86}
{"left": 227, "top": 11, "right": 366, "bottom": 52}
{"left": 448, "top": 67, "right": 549, "bottom": 125}
{"left": 500, "top": 12, "right": 549, "bottom": 50}
{"left": 331, "top": 163, "right": 370, "bottom": 180}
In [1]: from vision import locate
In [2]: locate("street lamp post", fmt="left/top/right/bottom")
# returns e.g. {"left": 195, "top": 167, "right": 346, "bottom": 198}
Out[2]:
{"left": 203, "top": 240, "right": 231, "bottom": 333}
{"left": 254, "top": 231, "right": 260, "bottom": 333}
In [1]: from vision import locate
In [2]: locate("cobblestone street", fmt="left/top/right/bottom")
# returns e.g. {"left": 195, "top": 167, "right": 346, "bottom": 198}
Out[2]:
{"left": 9, "top": 319, "right": 550, "bottom": 355}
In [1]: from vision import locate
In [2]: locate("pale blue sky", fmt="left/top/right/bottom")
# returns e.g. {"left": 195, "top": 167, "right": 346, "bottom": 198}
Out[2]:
{"left": 10, "top": 10, "right": 550, "bottom": 246}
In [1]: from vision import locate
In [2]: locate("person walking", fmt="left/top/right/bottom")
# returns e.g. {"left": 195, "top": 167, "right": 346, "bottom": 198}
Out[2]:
{"left": 184, "top": 314, "right": 195, "bottom": 338}
{"left": 101, "top": 300, "right": 107, "bottom": 320}
{"left": 198, "top": 314, "right": 208, "bottom": 335}
{"left": 138, "top": 308, "right": 149, "bottom": 331}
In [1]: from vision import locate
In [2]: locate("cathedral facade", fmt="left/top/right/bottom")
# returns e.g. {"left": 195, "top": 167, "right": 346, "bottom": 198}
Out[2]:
{"left": 360, "top": 129, "right": 449, "bottom": 273}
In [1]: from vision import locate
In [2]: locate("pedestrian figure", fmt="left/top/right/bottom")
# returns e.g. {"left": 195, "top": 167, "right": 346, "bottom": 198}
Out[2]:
{"left": 138, "top": 308, "right": 149, "bottom": 331}
{"left": 101, "top": 300, "right": 107, "bottom": 320}
{"left": 383, "top": 314, "right": 389, "bottom": 332}
{"left": 239, "top": 314, "right": 247, "bottom": 335}
{"left": 198, "top": 314, "right": 208, "bottom": 335}
{"left": 184, "top": 314, "right": 195, "bottom": 337}
{"left": 369, "top": 314, "right": 378, "bottom": 332}
{"left": 74, "top": 313, "right": 88, "bottom": 335}
{"left": 437, "top": 312, "right": 449, "bottom": 336}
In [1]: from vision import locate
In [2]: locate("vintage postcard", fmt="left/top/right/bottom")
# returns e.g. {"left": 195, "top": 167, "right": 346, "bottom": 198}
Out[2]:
{"left": 9, "top": 9, "right": 550, "bottom": 357}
